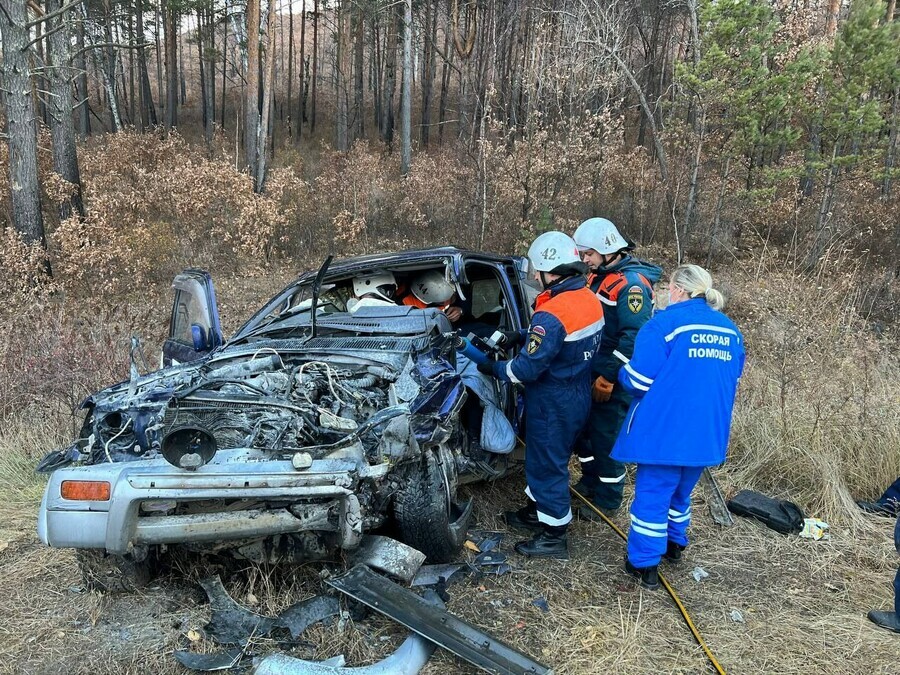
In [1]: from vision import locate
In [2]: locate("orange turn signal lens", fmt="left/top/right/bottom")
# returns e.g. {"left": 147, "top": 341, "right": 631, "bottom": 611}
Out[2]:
{"left": 60, "top": 480, "right": 111, "bottom": 501}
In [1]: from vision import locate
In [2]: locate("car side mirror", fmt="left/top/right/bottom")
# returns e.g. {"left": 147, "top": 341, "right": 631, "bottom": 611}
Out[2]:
{"left": 191, "top": 324, "right": 208, "bottom": 351}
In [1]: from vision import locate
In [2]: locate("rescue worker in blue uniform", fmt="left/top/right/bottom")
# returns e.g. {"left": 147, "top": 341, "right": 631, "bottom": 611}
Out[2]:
{"left": 477, "top": 231, "right": 604, "bottom": 559}
{"left": 867, "top": 516, "right": 900, "bottom": 634}
{"left": 571, "top": 218, "right": 662, "bottom": 515}
{"left": 612, "top": 264, "right": 745, "bottom": 589}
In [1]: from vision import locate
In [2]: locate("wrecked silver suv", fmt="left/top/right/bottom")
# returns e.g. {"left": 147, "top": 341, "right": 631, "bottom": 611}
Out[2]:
{"left": 37, "top": 248, "right": 534, "bottom": 591}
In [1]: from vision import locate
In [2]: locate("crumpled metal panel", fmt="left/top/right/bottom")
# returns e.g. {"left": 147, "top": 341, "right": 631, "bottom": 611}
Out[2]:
{"left": 327, "top": 565, "right": 552, "bottom": 675}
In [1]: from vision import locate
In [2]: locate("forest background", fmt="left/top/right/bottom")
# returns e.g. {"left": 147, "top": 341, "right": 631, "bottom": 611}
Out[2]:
{"left": 0, "top": 0, "right": 899, "bottom": 671}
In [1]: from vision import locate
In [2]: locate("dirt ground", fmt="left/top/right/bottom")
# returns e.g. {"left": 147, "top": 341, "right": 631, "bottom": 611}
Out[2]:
{"left": 1, "top": 464, "right": 897, "bottom": 675}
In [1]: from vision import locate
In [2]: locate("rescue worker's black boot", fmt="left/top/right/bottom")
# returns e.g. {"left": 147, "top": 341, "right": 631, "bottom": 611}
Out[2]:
{"left": 867, "top": 610, "right": 900, "bottom": 634}
{"left": 571, "top": 478, "right": 595, "bottom": 500}
{"left": 503, "top": 502, "right": 543, "bottom": 533}
{"left": 663, "top": 541, "right": 685, "bottom": 563}
{"left": 514, "top": 526, "right": 569, "bottom": 560}
{"left": 624, "top": 557, "right": 660, "bottom": 590}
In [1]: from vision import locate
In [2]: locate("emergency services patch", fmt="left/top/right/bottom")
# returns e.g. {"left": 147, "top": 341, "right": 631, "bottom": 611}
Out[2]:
{"left": 532, "top": 325, "right": 546, "bottom": 337}
{"left": 627, "top": 289, "right": 644, "bottom": 314}
{"left": 526, "top": 334, "right": 543, "bottom": 355}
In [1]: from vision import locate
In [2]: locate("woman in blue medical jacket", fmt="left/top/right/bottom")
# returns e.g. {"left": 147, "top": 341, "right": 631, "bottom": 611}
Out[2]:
{"left": 612, "top": 264, "right": 745, "bottom": 589}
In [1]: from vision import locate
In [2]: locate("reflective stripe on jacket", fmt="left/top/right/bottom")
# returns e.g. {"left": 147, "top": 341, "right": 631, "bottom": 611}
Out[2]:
{"left": 611, "top": 298, "right": 745, "bottom": 467}
{"left": 492, "top": 275, "right": 603, "bottom": 387}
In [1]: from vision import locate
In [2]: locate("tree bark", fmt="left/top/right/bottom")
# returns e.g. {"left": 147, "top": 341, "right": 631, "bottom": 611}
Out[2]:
{"left": 401, "top": 0, "right": 412, "bottom": 174}
{"left": 437, "top": 18, "right": 452, "bottom": 145}
{"left": 287, "top": 0, "right": 293, "bottom": 136}
{"left": 353, "top": 2, "right": 364, "bottom": 140}
{"left": 380, "top": 2, "right": 399, "bottom": 144}
{"left": 245, "top": 0, "right": 260, "bottom": 177}
{"left": 420, "top": 0, "right": 438, "bottom": 147}
{"left": 74, "top": 5, "right": 91, "bottom": 138}
{"left": 256, "top": 1, "right": 276, "bottom": 192}
{"left": 45, "top": 0, "right": 85, "bottom": 220}
{"left": 310, "top": 0, "right": 318, "bottom": 134}
{"left": 0, "top": 0, "right": 49, "bottom": 251}
{"left": 825, "top": 0, "right": 840, "bottom": 37}
{"left": 297, "top": 0, "right": 306, "bottom": 134}
{"left": 335, "top": 1, "right": 350, "bottom": 151}
{"left": 163, "top": 0, "right": 178, "bottom": 128}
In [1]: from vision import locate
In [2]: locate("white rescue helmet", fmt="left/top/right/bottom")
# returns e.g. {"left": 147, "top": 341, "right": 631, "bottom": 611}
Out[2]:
{"left": 411, "top": 269, "right": 455, "bottom": 305}
{"left": 573, "top": 217, "right": 629, "bottom": 255}
{"left": 352, "top": 271, "right": 397, "bottom": 302}
{"left": 527, "top": 231, "right": 582, "bottom": 273}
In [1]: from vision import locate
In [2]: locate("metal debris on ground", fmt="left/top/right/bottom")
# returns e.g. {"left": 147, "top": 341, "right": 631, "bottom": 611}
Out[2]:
{"left": 200, "top": 576, "right": 276, "bottom": 645}
{"left": 730, "top": 609, "right": 745, "bottom": 623}
{"left": 691, "top": 567, "right": 709, "bottom": 583}
{"left": 277, "top": 596, "right": 341, "bottom": 640}
{"left": 468, "top": 531, "right": 504, "bottom": 552}
{"left": 799, "top": 518, "right": 831, "bottom": 541}
{"left": 473, "top": 551, "right": 507, "bottom": 567}
{"left": 326, "top": 564, "right": 551, "bottom": 675}
{"left": 349, "top": 535, "right": 427, "bottom": 584}
{"left": 175, "top": 648, "right": 244, "bottom": 671}
{"left": 410, "top": 563, "right": 468, "bottom": 588}
{"left": 531, "top": 597, "right": 550, "bottom": 613}
{"left": 253, "top": 632, "right": 435, "bottom": 675}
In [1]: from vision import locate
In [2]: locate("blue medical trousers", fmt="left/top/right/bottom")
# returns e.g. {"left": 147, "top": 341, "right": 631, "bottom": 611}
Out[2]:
{"left": 628, "top": 464, "right": 704, "bottom": 568}
{"left": 524, "top": 379, "right": 591, "bottom": 528}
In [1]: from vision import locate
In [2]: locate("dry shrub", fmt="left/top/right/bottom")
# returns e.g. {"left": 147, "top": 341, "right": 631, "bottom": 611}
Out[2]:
{"left": 0, "top": 230, "right": 56, "bottom": 317}
{"left": 50, "top": 131, "right": 305, "bottom": 297}
{"left": 723, "top": 257, "right": 900, "bottom": 526}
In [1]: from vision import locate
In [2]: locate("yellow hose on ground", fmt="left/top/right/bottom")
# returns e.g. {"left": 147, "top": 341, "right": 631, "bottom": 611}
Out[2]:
{"left": 570, "top": 487, "right": 728, "bottom": 675}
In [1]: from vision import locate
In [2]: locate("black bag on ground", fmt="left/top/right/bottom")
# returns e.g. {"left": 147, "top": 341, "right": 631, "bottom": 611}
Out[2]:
{"left": 726, "top": 490, "right": 805, "bottom": 535}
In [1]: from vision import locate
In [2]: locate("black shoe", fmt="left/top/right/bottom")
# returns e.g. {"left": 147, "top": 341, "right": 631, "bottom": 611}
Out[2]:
{"left": 514, "top": 529, "right": 569, "bottom": 559}
{"left": 857, "top": 500, "right": 899, "bottom": 517}
{"left": 624, "top": 558, "right": 660, "bottom": 590}
{"left": 571, "top": 479, "right": 595, "bottom": 499}
{"left": 504, "top": 504, "right": 543, "bottom": 533}
{"left": 663, "top": 541, "right": 685, "bottom": 562}
{"left": 868, "top": 610, "right": 900, "bottom": 634}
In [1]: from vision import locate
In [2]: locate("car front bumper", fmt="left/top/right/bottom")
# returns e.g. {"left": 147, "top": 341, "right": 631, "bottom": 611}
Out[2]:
{"left": 38, "top": 449, "right": 381, "bottom": 554}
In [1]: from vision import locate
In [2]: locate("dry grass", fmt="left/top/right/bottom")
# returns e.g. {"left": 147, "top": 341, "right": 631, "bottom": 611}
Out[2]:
{"left": 1, "top": 462, "right": 897, "bottom": 675}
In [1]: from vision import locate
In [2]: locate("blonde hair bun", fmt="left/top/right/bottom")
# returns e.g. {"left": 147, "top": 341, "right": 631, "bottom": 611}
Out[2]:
{"left": 672, "top": 264, "right": 725, "bottom": 310}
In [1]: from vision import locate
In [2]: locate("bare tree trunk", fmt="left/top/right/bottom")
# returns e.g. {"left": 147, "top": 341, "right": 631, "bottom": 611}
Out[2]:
{"left": 34, "top": 19, "right": 49, "bottom": 125}
{"left": 221, "top": 0, "right": 228, "bottom": 130}
{"left": 256, "top": 1, "right": 276, "bottom": 192}
{"left": 353, "top": 3, "right": 364, "bottom": 140}
{"left": 420, "top": 0, "right": 438, "bottom": 147}
{"left": 245, "top": 0, "right": 261, "bottom": 177}
{"left": 45, "top": 0, "right": 85, "bottom": 220}
{"left": 75, "top": 5, "right": 91, "bottom": 138}
{"left": 128, "top": 1, "right": 136, "bottom": 124}
{"left": 380, "top": 3, "right": 399, "bottom": 144}
{"left": 136, "top": 0, "right": 147, "bottom": 130}
{"left": 401, "top": 0, "right": 412, "bottom": 174}
{"left": 155, "top": 0, "right": 163, "bottom": 106}
{"left": 310, "top": 0, "right": 318, "bottom": 134}
{"left": 297, "top": 0, "right": 306, "bottom": 134}
{"left": 806, "top": 144, "right": 840, "bottom": 270}
{"left": 287, "top": 0, "right": 293, "bottom": 136}
{"left": 335, "top": 1, "right": 350, "bottom": 150}
{"left": 164, "top": 0, "right": 178, "bottom": 128}
{"left": 0, "top": 0, "right": 49, "bottom": 253}
{"left": 883, "top": 82, "right": 898, "bottom": 198}
{"left": 825, "top": 0, "right": 840, "bottom": 37}
{"left": 437, "top": 19, "right": 452, "bottom": 145}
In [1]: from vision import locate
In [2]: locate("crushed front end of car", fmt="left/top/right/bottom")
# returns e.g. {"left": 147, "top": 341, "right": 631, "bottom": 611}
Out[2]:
{"left": 37, "top": 307, "right": 473, "bottom": 576}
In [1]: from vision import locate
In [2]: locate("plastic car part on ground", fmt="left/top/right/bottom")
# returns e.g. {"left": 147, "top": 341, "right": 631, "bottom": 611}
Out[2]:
{"left": 175, "top": 648, "right": 244, "bottom": 671}
{"left": 326, "top": 564, "right": 551, "bottom": 675}
{"left": 194, "top": 576, "right": 340, "bottom": 646}
{"left": 348, "top": 535, "right": 426, "bottom": 584}
{"left": 253, "top": 634, "right": 436, "bottom": 675}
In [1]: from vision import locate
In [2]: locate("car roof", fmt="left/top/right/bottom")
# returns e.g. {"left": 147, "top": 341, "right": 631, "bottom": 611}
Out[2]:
{"left": 296, "top": 247, "right": 518, "bottom": 282}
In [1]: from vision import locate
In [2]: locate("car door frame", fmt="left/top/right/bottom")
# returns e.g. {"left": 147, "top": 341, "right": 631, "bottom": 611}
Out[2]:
{"left": 162, "top": 269, "right": 224, "bottom": 367}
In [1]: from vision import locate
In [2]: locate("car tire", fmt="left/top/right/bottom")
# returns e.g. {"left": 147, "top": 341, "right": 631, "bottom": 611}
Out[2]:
{"left": 394, "top": 449, "right": 469, "bottom": 563}
{"left": 76, "top": 550, "right": 155, "bottom": 593}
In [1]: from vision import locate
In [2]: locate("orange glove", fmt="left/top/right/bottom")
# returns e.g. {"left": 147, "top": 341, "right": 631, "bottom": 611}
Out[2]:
{"left": 592, "top": 376, "right": 614, "bottom": 403}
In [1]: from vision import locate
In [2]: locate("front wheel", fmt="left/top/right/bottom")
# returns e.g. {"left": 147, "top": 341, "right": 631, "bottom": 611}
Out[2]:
{"left": 393, "top": 449, "right": 471, "bottom": 563}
